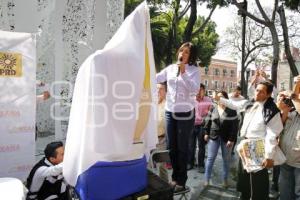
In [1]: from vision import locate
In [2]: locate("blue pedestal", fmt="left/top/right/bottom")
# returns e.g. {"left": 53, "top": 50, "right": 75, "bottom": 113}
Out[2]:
{"left": 75, "top": 156, "right": 147, "bottom": 200}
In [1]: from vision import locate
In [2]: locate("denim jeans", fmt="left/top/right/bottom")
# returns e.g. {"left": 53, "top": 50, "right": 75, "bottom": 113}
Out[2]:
{"left": 271, "top": 165, "right": 280, "bottom": 191}
{"left": 165, "top": 110, "right": 195, "bottom": 186}
{"left": 188, "top": 125, "right": 206, "bottom": 167}
{"left": 205, "top": 137, "right": 231, "bottom": 181}
{"left": 280, "top": 164, "right": 300, "bottom": 200}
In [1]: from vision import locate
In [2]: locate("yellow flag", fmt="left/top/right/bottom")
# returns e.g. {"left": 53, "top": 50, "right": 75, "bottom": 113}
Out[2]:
{"left": 133, "top": 40, "right": 152, "bottom": 143}
{"left": 0, "top": 52, "right": 22, "bottom": 77}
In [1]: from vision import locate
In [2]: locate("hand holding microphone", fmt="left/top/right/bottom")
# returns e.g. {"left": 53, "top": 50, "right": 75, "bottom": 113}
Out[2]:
{"left": 177, "top": 56, "right": 183, "bottom": 77}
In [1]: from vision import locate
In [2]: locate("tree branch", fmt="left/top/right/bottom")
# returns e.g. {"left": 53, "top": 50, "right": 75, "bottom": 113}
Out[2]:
{"left": 277, "top": 4, "right": 299, "bottom": 76}
{"left": 245, "top": 57, "right": 256, "bottom": 68}
{"left": 255, "top": 0, "right": 271, "bottom": 23}
{"left": 271, "top": 0, "right": 279, "bottom": 22}
{"left": 178, "top": 1, "right": 190, "bottom": 20}
{"left": 192, "top": 4, "right": 217, "bottom": 36}
{"left": 231, "top": 0, "right": 268, "bottom": 26}
{"left": 251, "top": 26, "right": 265, "bottom": 46}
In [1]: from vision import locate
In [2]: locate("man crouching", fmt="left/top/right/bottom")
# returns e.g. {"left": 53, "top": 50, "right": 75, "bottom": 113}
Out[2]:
{"left": 26, "top": 141, "right": 68, "bottom": 200}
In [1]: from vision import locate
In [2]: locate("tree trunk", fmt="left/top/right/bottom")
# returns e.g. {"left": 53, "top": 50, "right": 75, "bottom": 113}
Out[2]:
{"left": 241, "top": 10, "right": 247, "bottom": 97}
{"left": 166, "top": 28, "right": 174, "bottom": 65}
{"left": 269, "top": 23, "right": 280, "bottom": 86}
{"left": 165, "top": 0, "right": 180, "bottom": 65}
{"left": 183, "top": 0, "right": 197, "bottom": 42}
{"left": 278, "top": 5, "right": 299, "bottom": 76}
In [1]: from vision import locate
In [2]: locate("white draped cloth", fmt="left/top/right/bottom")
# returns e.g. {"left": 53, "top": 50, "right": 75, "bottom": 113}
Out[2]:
{"left": 63, "top": 2, "right": 158, "bottom": 186}
{"left": 0, "top": 178, "right": 27, "bottom": 200}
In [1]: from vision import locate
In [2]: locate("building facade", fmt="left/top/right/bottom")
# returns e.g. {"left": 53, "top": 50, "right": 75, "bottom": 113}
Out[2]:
{"left": 278, "top": 47, "right": 300, "bottom": 91}
{"left": 200, "top": 58, "right": 237, "bottom": 95}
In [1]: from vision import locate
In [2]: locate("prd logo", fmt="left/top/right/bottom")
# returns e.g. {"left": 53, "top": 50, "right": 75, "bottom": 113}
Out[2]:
{"left": 0, "top": 52, "right": 22, "bottom": 77}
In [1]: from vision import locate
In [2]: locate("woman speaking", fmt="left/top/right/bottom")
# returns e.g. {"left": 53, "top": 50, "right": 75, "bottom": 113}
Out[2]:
{"left": 156, "top": 42, "right": 200, "bottom": 193}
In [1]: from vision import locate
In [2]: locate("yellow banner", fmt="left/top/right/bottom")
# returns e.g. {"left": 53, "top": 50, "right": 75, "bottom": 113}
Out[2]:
{"left": 0, "top": 52, "right": 22, "bottom": 77}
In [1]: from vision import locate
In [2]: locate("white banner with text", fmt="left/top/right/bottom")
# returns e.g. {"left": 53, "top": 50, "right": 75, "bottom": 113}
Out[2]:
{"left": 0, "top": 30, "right": 36, "bottom": 181}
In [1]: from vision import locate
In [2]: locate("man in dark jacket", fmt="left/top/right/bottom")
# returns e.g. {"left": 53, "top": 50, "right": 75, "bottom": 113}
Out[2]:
{"left": 26, "top": 141, "right": 68, "bottom": 200}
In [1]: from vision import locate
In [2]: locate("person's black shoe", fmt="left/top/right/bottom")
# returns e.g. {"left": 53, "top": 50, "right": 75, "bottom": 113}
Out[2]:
{"left": 173, "top": 185, "right": 186, "bottom": 193}
{"left": 271, "top": 184, "right": 279, "bottom": 192}
{"left": 169, "top": 181, "right": 177, "bottom": 190}
{"left": 269, "top": 190, "right": 279, "bottom": 199}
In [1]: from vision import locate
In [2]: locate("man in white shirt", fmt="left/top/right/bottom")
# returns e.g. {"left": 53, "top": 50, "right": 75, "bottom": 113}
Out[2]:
{"left": 248, "top": 69, "right": 278, "bottom": 101}
{"left": 214, "top": 81, "right": 283, "bottom": 200}
{"left": 26, "top": 141, "right": 68, "bottom": 200}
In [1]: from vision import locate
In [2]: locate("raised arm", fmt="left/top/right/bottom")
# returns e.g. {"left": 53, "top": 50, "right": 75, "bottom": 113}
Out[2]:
{"left": 214, "top": 92, "right": 249, "bottom": 111}
{"left": 293, "top": 75, "right": 300, "bottom": 113}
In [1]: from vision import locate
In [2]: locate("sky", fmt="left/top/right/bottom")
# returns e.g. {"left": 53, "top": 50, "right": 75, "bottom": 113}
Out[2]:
{"left": 198, "top": 4, "right": 236, "bottom": 60}
{"left": 197, "top": 0, "right": 276, "bottom": 61}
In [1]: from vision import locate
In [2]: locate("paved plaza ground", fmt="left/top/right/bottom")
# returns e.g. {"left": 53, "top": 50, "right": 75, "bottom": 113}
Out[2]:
{"left": 36, "top": 134, "right": 279, "bottom": 200}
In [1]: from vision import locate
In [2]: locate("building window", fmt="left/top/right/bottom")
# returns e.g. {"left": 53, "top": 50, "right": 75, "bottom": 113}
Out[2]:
{"left": 214, "top": 68, "right": 220, "bottom": 76}
{"left": 205, "top": 67, "right": 209, "bottom": 75}
{"left": 280, "top": 82, "right": 285, "bottom": 91}
{"left": 214, "top": 81, "right": 218, "bottom": 89}
{"left": 222, "top": 81, "right": 226, "bottom": 89}
{"left": 223, "top": 69, "right": 227, "bottom": 77}
{"left": 204, "top": 80, "right": 208, "bottom": 87}
{"left": 230, "top": 82, "right": 233, "bottom": 89}
{"left": 230, "top": 70, "right": 235, "bottom": 77}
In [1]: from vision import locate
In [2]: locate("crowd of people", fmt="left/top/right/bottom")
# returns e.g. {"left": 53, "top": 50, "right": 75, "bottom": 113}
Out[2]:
{"left": 25, "top": 42, "right": 300, "bottom": 200}
{"left": 155, "top": 42, "right": 300, "bottom": 199}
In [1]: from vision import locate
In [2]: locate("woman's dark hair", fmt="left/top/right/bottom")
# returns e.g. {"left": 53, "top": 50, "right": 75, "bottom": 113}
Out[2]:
{"left": 235, "top": 86, "right": 242, "bottom": 91}
{"left": 220, "top": 90, "right": 229, "bottom": 99}
{"left": 44, "top": 141, "right": 63, "bottom": 159}
{"left": 200, "top": 83, "right": 205, "bottom": 90}
{"left": 176, "top": 42, "right": 198, "bottom": 66}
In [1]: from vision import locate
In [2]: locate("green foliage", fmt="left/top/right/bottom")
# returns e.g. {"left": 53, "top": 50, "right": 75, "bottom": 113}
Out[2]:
{"left": 189, "top": 16, "right": 219, "bottom": 67}
{"left": 199, "top": 0, "right": 230, "bottom": 8}
{"left": 124, "top": 0, "right": 143, "bottom": 18}
{"left": 125, "top": 0, "right": 219, "bottom": 71}
{"left": 150, "top": 13, "right": 169, "bottom": 70}
{"left": 168, "top": 16, "right": 219, "bottom": 68}
{"left": 284, "top": 0, "right": 300, "bottom": 11}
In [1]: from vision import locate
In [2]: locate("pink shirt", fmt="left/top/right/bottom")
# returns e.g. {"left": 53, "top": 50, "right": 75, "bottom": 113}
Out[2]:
{"left": 194, "top": 96, "right": 212, "bottom": 125}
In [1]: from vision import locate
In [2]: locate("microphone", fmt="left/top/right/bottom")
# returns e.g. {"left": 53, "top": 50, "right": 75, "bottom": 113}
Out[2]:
{"left": 177, "top": 57, "right": 183, "bottom": 77}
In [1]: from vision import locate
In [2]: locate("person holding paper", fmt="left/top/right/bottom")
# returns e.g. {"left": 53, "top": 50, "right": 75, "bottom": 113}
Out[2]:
{"left": 213, "top": 81, "right": 283, "bottom": 200}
